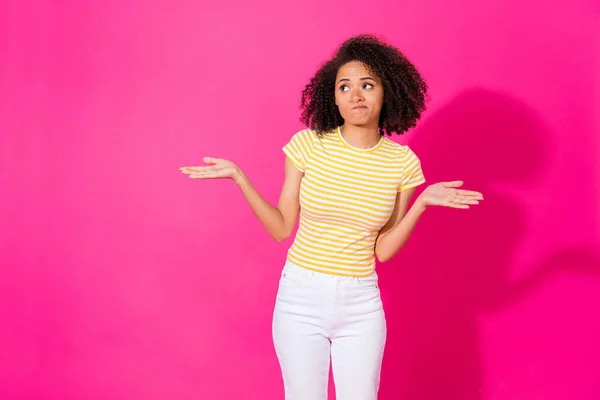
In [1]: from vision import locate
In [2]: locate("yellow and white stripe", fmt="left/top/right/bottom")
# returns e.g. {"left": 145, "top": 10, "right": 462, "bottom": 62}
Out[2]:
{"left": 283, "top": 127, "right": 425, "bottom": 277}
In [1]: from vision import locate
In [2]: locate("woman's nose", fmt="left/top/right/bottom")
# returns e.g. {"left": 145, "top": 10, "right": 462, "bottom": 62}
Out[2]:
{"left": 350, "top": 89, "right": 364, "bottom": 102}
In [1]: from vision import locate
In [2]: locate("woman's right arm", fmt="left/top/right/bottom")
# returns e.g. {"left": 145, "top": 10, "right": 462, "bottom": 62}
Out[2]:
{"left": 181, "top": 156, "right": 303, "bottom": 242}
{"left": 233, "top": 157, "right": 302, "bottom": 242}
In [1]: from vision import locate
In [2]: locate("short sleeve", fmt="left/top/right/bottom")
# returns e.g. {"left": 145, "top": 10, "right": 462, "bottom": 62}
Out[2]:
{"left": 282, "top": 130, "right": 314, "bottom": 172}
{"left": 398, "top": 146, "right": 426, "bottom": 192}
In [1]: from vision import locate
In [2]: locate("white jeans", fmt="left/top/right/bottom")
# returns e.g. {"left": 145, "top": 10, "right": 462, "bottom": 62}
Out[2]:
{"left": 272, "top": 261, "right": 387, "bottom": 400}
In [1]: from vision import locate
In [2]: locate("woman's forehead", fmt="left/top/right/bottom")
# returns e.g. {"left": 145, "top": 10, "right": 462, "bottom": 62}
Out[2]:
{"left": 336, "top": 61, "right": 378, "bottom": 80}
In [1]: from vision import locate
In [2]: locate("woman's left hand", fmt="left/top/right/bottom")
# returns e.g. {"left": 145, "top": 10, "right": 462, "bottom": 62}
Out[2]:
{"left": 418, "top": 181, "right": 483, "bottom": 209}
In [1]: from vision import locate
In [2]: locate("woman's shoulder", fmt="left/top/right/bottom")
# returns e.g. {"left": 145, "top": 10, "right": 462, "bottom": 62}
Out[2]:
{"left": 290, "top": 127, "right": 337, "bottom": 144}
{"left": 379, "top": 137, "right": 422, "bottom": 162}
{"left": 290, "top": 128, "right": 316, "bottom": 140}
{"left": 293, "top": 127, "right": 335, "bottom": 136}
{"left": 380, "top": 136, "right": 409, "bottom": 153}
{"left": 285, "top": 127, "right": 326, "bottom": 152}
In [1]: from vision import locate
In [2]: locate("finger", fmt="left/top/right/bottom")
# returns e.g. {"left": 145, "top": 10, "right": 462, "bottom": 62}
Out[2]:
{"left": 456, "top": 189, "right": 484, "bottom": 199}
{"left": 203, "top": 157, "right": 222, "bottom": 164}
{"left": 443, "top": 181, "right": 464, "bottom": 188}
{"left": 180, "top": 166, "right": 204, "bottom": 172}
{"left": 191, "top": 169, "right": 229, "bottom": 178}
{"left": 182, "top": 165, "right": 226, "bottom": 173}
{"left": 180, "top": 167, "right": 211, "bottom": 174}
{"left": 453, "top": 198, "right": 480, "bottom": 205}
{"left": 455, "top": 193, "right": 482, "bottom": 200}
{"left": 445, "top": 202, "right": 470, "bottom": 209}
{"left": 189, "top": 172, "right": 219, "bottom": 179}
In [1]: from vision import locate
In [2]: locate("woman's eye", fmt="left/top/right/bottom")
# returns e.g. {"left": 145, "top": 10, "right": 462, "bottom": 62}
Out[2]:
{"left": 339, "top": 83, "right": 373, "bottom": 91}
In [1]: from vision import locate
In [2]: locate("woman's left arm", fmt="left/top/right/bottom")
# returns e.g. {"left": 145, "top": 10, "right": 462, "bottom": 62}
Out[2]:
{"left": 374, "top": 188, "right": 425, "bottom": 262}
{"left": 375, "top": 181, "right": 483, "bottom": 262}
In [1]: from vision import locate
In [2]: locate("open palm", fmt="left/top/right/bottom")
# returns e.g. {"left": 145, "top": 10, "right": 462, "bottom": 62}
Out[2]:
{"left": 421, "top": 181, "right": 483, "bottom": 209}
{"left": 179, "top": 157, "right": 238, "bottom": 180}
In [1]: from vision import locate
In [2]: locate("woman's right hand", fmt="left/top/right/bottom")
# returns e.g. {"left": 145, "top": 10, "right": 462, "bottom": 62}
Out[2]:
{"left": 179, "top": 157, "right": 241, "bottom": 182}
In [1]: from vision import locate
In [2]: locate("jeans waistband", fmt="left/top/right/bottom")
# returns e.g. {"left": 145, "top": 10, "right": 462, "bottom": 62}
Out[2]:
{"left": 283, "top": 260, "right": 378, "bottom": 283}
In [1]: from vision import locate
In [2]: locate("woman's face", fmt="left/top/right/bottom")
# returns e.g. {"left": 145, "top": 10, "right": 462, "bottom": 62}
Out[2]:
{"left": 334, "top": 61, "right": 384, "bottom": 128}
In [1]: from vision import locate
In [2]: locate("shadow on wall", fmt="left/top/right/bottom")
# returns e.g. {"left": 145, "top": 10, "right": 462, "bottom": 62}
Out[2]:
{"left": 377, "top": 88, "right": 600, "bottom": 400}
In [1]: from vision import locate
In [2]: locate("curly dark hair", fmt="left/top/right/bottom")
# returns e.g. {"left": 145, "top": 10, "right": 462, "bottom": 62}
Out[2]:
{"left": 300, "top": 34, "right": 428, "bottom": 136}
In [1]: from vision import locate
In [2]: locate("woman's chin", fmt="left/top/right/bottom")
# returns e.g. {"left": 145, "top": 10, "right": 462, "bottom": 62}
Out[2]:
{"left": 345, "top": 118, "right": 377, "bottom": 127}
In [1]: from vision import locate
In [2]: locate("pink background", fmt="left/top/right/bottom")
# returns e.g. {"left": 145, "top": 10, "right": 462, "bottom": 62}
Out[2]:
{"left": 1, "top": 1, "right": 599, "bottom": 399}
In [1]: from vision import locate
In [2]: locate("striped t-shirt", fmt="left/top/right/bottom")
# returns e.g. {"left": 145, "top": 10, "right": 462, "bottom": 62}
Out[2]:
{"left": 282, "top": 126, "right": 426, "bottom": 277}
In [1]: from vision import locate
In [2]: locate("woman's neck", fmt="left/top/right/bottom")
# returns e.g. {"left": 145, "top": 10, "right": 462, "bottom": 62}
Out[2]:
{"left": 339, "top": 124, "right": 381, "bottom": 149}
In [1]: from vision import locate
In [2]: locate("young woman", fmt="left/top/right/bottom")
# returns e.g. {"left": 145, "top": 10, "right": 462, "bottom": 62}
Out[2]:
{"left": 180, "top": 34, "right": 483, "bottom": 400}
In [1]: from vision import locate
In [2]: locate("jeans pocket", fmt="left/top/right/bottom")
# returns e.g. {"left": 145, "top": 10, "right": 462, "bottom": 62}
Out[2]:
{"left": 280, "top": 269, "right": 306, "bottom": 286}
{"left": 356, "top": 278, "right": 379, "bottom": 290}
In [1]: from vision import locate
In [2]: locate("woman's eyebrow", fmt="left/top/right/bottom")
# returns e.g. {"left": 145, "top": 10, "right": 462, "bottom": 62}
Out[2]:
{"left": 336, "top": 76, "right": 375, "bottom": 84}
